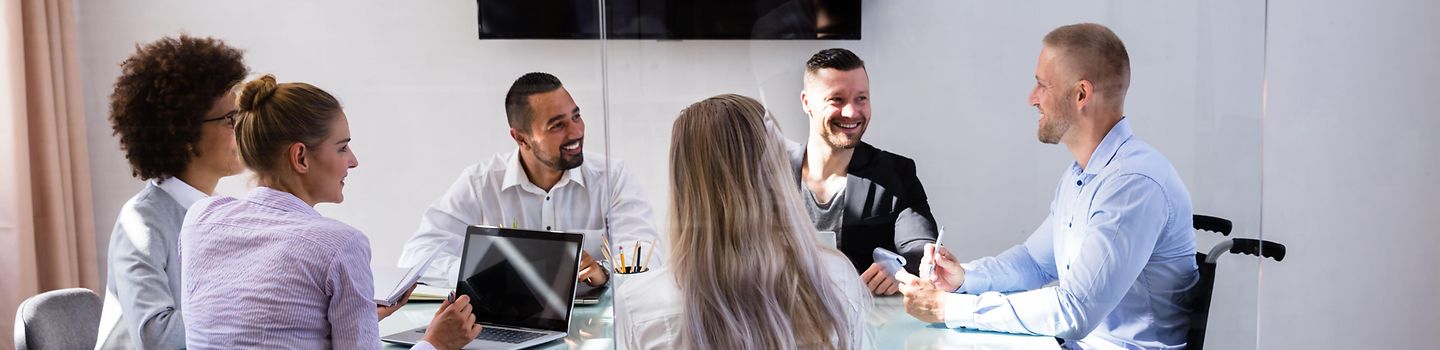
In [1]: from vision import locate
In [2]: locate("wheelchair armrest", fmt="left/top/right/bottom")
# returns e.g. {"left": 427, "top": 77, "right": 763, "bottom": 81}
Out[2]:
{"left": 1228, "top": 238, "right": 1286, "bottom": 262}
{"left": 1205, "top": 238, "right": 1286, "bottom": 263}
{"left": 1193, "top": 215, "right": 1233, "bottom": 236}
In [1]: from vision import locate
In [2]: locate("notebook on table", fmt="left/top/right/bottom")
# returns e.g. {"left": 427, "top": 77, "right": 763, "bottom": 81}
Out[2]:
{"left": 374, "top": 253, "right": 436, "bottom": 306}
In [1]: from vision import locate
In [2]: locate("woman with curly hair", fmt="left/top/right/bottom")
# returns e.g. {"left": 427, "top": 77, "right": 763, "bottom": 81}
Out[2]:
{"left": 98, "top": 35, "right": 248, "bottom": 349}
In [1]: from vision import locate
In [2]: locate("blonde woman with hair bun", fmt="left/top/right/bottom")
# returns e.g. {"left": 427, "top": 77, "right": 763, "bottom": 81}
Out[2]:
{"left": 179, "top": 75, "right": 481, "bottom": 350}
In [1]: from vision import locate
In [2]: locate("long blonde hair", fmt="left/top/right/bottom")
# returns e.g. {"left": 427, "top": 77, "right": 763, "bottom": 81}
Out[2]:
{"left": 668, "top": 94, "right": 860, "bottom": 349}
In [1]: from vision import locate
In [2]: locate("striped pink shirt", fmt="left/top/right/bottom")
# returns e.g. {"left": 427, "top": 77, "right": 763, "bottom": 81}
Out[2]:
{"left": 179, "top": 187, "right": 383, "bottom": 349}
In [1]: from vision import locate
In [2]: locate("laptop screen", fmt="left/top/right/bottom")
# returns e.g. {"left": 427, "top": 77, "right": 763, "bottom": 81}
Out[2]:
{"left": 457, "top": 226, "right": 583, "bottom": 332}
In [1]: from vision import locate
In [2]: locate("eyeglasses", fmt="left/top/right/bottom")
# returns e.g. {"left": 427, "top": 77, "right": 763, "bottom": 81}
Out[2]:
{"left": 202, "top": 110, "right": 238, "bottom": 128}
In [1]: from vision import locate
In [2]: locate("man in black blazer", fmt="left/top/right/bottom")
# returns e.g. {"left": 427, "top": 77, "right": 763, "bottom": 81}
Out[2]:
{"left": 789, "top": 48, "right": 939, "bottom": 295}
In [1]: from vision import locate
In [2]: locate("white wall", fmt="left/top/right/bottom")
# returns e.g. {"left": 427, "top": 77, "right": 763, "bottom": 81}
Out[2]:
{"left": 1260, "top": 0, "right": 1440, "bottom": 348}
{"left": 602, "top": 2, "right": 1264, "bottom": 348}
{"left": 80, "top": 0, "right": 609, "bottom": 270}
{"left": 78, "top": 1, "right": 1264, "bottom": 348}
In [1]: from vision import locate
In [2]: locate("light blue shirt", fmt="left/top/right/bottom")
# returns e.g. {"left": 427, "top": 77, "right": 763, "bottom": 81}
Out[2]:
{"left": 944, "top": 118, "right": 1198, "bottom": 349}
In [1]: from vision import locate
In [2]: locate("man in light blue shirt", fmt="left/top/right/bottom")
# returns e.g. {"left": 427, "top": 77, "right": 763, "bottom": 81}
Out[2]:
{"left": 897, "top": 23, "right": 1198, "bottom": 349}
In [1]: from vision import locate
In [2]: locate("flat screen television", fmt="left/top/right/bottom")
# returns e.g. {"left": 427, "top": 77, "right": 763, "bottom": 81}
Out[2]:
{"left": 477, "top": 0, "right": 861, "bottom": 40}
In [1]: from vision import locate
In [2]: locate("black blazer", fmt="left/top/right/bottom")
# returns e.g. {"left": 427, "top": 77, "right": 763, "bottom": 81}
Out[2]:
{"left": 790, "top": 141, "right": 939, "bottom": 274}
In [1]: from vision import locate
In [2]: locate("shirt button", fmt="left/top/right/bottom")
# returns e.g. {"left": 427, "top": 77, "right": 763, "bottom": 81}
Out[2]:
{"left": 545, "top": 196, "right": 550, "bottom": 201}
{"left": 546, "top": 226, "right": 551, "bottom": 230}
{"left": 1066, "top": 264, "right": 1071, "bottom": 270}
{"left": 1076, "top": 180, "right": 1083, "bottom": 186}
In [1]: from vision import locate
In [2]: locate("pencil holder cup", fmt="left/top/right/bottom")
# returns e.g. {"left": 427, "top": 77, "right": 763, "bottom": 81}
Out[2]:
{"left": 610, "top": 265, "right": 650, "bottom": 291}
{"left": 613, "top": 266, "right": 650, "bottom": 275}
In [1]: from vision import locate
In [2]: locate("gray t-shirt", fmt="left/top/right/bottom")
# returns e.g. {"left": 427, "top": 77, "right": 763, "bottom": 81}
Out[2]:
{"left": 803, "top": 183, "right": 846, "bottom": 234}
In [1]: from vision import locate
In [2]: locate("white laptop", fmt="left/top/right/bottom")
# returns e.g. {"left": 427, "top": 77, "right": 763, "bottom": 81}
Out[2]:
{"left": 382, "top": 226, "right": 584, "bottom": 349}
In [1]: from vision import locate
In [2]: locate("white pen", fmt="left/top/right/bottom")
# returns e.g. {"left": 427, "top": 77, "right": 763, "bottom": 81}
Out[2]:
{"left": 928, "top": 226, "right": 946, "bottom": 281}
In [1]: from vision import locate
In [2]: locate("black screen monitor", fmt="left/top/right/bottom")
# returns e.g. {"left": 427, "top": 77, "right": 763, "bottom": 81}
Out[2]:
{"left": 477, "top": 0, "right": 861, "bottom": 40}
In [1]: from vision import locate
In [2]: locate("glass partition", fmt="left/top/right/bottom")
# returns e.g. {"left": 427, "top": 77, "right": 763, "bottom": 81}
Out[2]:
{"left": 600, "top": 1, "right": 1265, "bottom": 349}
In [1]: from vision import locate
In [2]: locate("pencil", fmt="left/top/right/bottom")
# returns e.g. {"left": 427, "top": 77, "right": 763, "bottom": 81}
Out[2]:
{"left": 641, "top": 239, "right": 656, "bottom": 270}
{"left": 618, "top": 246, "right": 627, "bottom": 274}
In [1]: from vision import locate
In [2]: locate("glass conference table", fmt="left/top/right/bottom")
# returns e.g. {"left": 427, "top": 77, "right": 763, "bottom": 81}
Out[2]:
{"left": 380, "top": 289, "right": 1057, "bottom": 349}
{"left": 380, "top": 289, "right": 616, "bottom": 350}
{"left": 866, "top": 295, "right": 1060, "bottom": 349}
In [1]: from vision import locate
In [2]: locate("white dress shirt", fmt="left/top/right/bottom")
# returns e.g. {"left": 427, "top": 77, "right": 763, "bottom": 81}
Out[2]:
{"left": 156, "top": 177, "right": 207, "bottom": 208}
{"left": 399, "top": 149, "right": 660, "bottom": 284}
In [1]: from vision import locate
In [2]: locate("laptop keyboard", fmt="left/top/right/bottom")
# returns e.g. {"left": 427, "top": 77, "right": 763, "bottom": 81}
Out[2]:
{"left": 414, "top": 327, "right": 549, "bottom": 344}
{"left": 475, "top": 327, "right": 549, "bottom": 344}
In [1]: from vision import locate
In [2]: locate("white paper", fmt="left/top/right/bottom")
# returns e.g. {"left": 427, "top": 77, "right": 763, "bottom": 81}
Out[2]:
{"left": 373, "top": 253, "right": 435, "bottom": 306}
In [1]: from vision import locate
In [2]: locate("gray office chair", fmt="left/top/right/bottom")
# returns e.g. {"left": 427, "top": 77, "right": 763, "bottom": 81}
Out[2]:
{"left": 1187, "top": 215, "right": 1286, "bottom": 350}
{"left": 13, "top": 288, "right": 102, "bottom": 350}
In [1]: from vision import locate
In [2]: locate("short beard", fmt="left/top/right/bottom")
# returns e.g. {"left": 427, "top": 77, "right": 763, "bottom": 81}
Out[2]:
{"left": 531, "top": 147, "right": 584, "bottom": 171}
{"left": 1038, "top": 118, "right": 1066, "bottom": 144}
{"left": 1037, "top": 103, "right": 1073, "bottom": 144}
{"left": 824, "top": 133, "right": 859, "bottom": 150}
{"left": 819, "top": 120, "right": 863, "bottom": 150}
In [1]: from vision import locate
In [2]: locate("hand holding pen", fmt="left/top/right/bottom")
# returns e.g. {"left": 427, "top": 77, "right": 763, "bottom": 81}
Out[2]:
{"left": 923, "top": 227, "right": 945, "bottom": 281}
{"left": 921, "top": 227, "right": 966, "bottom": 291}
{"left": 578, "top": 250, "right": 608, "bottom": 287}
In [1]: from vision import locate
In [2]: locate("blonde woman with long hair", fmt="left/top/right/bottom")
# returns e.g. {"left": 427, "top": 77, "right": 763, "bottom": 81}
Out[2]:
{"left": 615, "top": 94, "right": 870, "bottom": 349}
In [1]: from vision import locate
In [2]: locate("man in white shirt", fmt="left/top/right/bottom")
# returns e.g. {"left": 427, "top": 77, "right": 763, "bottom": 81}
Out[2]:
{"left": 399, "top": 72, "right": 660, "bottom": 287}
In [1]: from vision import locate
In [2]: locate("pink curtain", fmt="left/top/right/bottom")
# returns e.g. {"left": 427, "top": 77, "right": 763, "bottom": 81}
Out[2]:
{"left": 1, "top": 0, "right": 98, "bottom": 347}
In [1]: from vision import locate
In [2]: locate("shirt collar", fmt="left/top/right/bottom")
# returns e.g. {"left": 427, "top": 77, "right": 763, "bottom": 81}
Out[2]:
{"left": 1077, "top": 117, "right": 1135, "bottom": 176}
{"left": 152, "top": 177, "right": 207, "bottom": 209}
{"left": 245, "top": 186, "right": 321, "bottom": 217}
{"left": 500, "top": 148, "right": 586, "bottom": 192}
